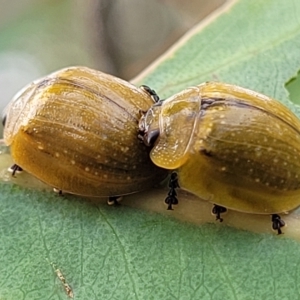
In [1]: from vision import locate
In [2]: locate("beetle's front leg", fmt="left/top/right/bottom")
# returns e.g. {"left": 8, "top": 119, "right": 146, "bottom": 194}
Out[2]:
{"left": 165, "top": 188, "right": 178, "bottom": 210}
{"left": 165, "top": 172, "right": 180, "bottom": 210}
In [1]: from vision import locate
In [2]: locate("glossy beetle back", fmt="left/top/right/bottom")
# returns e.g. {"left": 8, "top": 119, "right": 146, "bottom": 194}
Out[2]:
{"left": 143, "top": 82, "right": 300, "bottom": 214}
{"left": 4, "top": 66, "right": 168, "bottom": 197}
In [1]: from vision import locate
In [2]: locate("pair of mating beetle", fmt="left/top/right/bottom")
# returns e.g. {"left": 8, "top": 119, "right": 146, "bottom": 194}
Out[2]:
{"left": 4, "top": 66, "right": 300, "bottom": 234}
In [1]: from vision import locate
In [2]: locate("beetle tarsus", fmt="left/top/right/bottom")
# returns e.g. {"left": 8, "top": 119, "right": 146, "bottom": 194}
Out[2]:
{"left": 165, "top": 172, "right": 180, "bottom": 210}
{"left": 212, "top": 205, "right": 227, "bottom": 222}
{"left": 9, "top": 164, "right": 23, "bottom": 176}
{"left": 165, "top": 191, "right": 178, "bottom": 210}
{"left": 271, "top": 214, "right": 285, "bottom": 235}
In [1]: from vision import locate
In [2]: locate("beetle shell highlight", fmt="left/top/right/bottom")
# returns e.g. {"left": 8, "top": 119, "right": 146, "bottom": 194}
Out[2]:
{"left": 142, "top": 82, "right": 300, "bottom": 214}
{"left": 4, "top": 66, "right": 167, "bottom": 197}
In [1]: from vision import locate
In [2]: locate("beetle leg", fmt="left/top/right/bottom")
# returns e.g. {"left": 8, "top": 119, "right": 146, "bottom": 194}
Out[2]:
{"left": 271, "top": 214, "right": 285, "bottom": 235}
{"left": 165, "top": 172, "right": 180, "bottom": 210}
{"left": 165, "top": 190, "right": 178, "bottom": 210}
{"left": 53, "top": 188, "right": 63, "bottom": 195}
{"left": 107, "top": 196, "right": 123, "bottom": 206}
{"left": 139, "top": 85, "right": 160, "bottom": 103}
{"left": 8, "top": 164, "right": 23, "bottom": 176}
{"left": 169, "top": 172, "right": 180, "bottom": 189}
{"left": 212, "top": 205, "right": 227, "bottom": 222}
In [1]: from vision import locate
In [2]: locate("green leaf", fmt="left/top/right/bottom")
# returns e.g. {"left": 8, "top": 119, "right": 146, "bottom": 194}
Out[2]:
{"left": 1, "top": 182, "right": 300, "bottom": 300}
{"left": 134, "top": 0, "right": 300, "bottom": 114}
{"left": 2, "top": 0, "right": 300, "bottom": 299}
{"left": 286, "top": 70, "right": 300, "bottom": 104}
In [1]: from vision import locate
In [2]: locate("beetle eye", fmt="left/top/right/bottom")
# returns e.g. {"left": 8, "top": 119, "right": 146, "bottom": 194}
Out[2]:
{"left": 145, "top": 129, "right": 160, "bottom": 147}
{"left": 140, "top": 85, "right": 160, "bottom": 103}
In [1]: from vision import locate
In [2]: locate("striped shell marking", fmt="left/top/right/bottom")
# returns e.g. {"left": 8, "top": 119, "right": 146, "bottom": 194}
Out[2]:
{"left": 4, "top": 66, "right": 167, "bottom": 197}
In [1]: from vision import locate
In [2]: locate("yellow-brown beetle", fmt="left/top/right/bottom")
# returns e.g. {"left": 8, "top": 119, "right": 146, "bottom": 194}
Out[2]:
{"left": 139, "top": 82, "right": 300, "bottom": 233}
{"left": 3, "top": 66, "right": 168, "bottom": 199}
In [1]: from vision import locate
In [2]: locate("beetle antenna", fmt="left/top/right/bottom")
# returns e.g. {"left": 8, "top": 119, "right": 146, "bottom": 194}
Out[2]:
{"left": 140, "top": 85, "right": 160, "bottom": 103}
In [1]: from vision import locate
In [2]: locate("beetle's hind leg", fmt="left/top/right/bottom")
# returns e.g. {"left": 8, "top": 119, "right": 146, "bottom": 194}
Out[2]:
{"left": 271, "top": 214, "right": 285, "bottom": 234}
{"left": 212, "top": 205, "right": 227, "bottom": 222}
{"left": 8, "top": 164, "right": 23, "bottom": 176}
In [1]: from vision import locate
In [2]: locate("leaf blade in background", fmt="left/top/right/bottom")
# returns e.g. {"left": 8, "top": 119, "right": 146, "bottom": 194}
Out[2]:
{"left": 135, "top": 0, "right": 300, "bottom": 114}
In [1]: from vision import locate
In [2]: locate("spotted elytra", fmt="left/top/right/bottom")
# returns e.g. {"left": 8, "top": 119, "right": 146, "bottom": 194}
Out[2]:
{"left": 139, "top": 82, "right": 300, "bottom": 233}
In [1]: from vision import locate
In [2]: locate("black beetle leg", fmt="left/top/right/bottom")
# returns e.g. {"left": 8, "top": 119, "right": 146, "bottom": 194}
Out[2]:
{"left": 165, "top": 172, "right": 180, "bottom": 210}
{"left": 165, "top": 189, "right": 178, "bottom": 210}
{"left": 107, "top": 196, "right": 123, "bottom": 206}
{"left": 139, "top": 85, "right": 160, "bottom": 103}
{"left": 53, "top": 188, "right": 63, "bottom": 195}
{"left": 212, "top": 205, "right": 227, "bottom": 222}
{"left": 9, "top": 164, "right": 23, "bottom": 177}
{"left": 271, "top": 214, "right": 285, "bottom": 235}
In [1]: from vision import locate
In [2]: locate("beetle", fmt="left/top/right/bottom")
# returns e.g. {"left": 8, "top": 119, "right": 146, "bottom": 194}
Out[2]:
{"left": 3, "top": 66, "right": 168, "bottom": 200}
{"left": 139, "top": 81, "right": 300, "bottom": 234}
